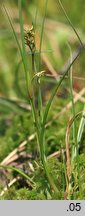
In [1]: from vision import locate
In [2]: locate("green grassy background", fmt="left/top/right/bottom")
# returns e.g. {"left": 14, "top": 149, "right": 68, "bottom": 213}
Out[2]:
{"left": 0, "top": 0, "right": 85, "bottom": 199}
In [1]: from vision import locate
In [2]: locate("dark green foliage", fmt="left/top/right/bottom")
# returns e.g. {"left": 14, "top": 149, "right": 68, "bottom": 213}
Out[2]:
{"left": 0, "top": 112, "right": 35, "bottom": 162}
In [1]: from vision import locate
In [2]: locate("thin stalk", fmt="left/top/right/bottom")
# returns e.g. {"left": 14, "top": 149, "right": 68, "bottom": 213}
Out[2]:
{"left": 31, "top": 52, "right": 43, "bottom": 152}
{"left": 39, "top": 119, "right": 58, "bottom": 192}
{"left": 2, "top": 5, "right": 22, "bottom": 60}
{"left": 43, "top": 160, "right": 58, "bottom": 193}
{"left": 38, "top": 0, "right": 48, "bottom": 69}
{"left": 3, "top": 4, "right": 30, "bottom": 99}
{"left": 67, "top": 43, "right": 77, "bottom": 158}
{"left": 62, "top": 150, "right": 69, "bottom": 196}
{"left": 38, "top": 79, "right": 43, "bottom": 123}
{"left": 31, "top": 99, "right": 40, "bottom": 138}
{"left": 57, "top": 0, "right": 84, "bottom": 48}
{"left": 65, "top": 110, "right": 85, "bottom": 199}
{"left": 39, "top": 133, "right": 58, "bottom": 192}
{"left": 0, "top": 165, "right": 35, "bottom": 188}
{"left": 18, "top": 0, "right": 31, "bottom": 98}
{"left": 37, "top": 0, "right": 57, "bottom": 190}
{"left": 31, "top": 53, "right": 40, "bottom": 141}
{"left": 30, "top": 65, "right": 40, "bottom": 144}
{"left": 39, "top": 47, "right": 83, "bottom": 192}
{"left": 0, "top": 97, "right": 29, "bottom": 113}
{"left": 38, "top": 0, "right": 48, "bottom": 125}
{"left": 34, "top": 0, "right": 39, "bottom": 29}
{"left": 42, "top": 49, "right": 83, "bottom": 129}
{"left": 77, "top": 105, "right": 85, "bottom": 198}
{"left": 18, "top": 0, "right": 40, "bottom": 140}
{"left": 67, "top": 43, "right": 80, "bottom": 199}
{"left": 77, "top": 103, "right": 85, "bottom": 144}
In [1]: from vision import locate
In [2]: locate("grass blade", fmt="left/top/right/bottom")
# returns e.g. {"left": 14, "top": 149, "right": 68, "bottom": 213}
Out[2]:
{"left": 0, "top": 164, "right": 35, "bottom": 187}
{"left": 38, "top": 0, "right": 48, "bottom": 69}
{"left": 43, "top": 49, "right": 82, "bottom": 127}
{"left": 19, "top": 0, "right": 40, "bottom": 138}
{"left": 2, "top": 5, "right": 22, "bottom": 62}
{"left": 18, "top": 0, "right": 32, "bottom": 97}
{"left": 38, "top": 0, "right": 48, "bottom": 123}
{"left": 77, "top": 104, "right": 85, "bottom": 144}
{"left": 0, "top": 97, "right": 29, "bottom": 113}
{"left": 67, "top": 43, "right": 77, "bottom": 158}
{"left": 2, "top": 3, "right": 31, "bottom": 98}
{"left": 57, "top": 0, "right": 84, "bottom": 48}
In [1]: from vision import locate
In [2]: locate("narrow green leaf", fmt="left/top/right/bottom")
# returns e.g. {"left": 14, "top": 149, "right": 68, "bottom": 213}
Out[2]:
{"left": 77, "top": 104, "right": 85, "bottom": 144}
{"left": 67, "top": 43, "right": 77, "bottom": 158}
{"left": 38, "top": 0, "right": 48, "bottom": 69}
{"left": 57, "top": 0, "right": 84, "bottom": 48}
{"left": 2, "top": 5, "right": 23, "bottom": 60}
{"left": 0, "top": 97, "right": 29, "bottom": 113}
{"left": 18, "top": 0, "right": 31, "bottom": 95}
{"left": 0, "top": 164, "right": 35, "bottom": 187}
{"left": 43, "top": 49, "right": 82, "bottom": 127}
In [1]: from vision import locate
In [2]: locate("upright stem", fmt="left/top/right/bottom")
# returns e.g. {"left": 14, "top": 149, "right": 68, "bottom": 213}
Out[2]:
{"left": 39, "top": 125, "right": 58, "bottom": 192}
{"left": 68, "top": 43, "right": 77, "bottom": 158}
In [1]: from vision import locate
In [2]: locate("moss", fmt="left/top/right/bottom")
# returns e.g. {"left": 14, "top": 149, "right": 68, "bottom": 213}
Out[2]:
{"left": 32, "top": 157, "right": 66, "bottom": 199}
{"left": 1, "top": 187, "right": 46, "bottom": 200}
{"left": 0, "top": 154, "right": 85, "bottom": 200}
{"left": 51, "top": 191, "right": 64, "bottom": 200}
{"left": 16, "top": 188, "right": 46, "bottom": 200}
{"left": 0, "top": 187, "right": 16, "bottom": 200}
{"left": 0, "top": 112, "right": 35, "bottom": 162}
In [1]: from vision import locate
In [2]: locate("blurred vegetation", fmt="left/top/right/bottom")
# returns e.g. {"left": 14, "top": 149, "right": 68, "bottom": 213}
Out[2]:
{"left": 0, "top": 0, "right": 85, "bottom": 199}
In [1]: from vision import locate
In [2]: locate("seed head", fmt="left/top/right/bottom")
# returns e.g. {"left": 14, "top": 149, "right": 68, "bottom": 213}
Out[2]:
{"left": 24, "top": 25, "right": 35, "bottom": 52}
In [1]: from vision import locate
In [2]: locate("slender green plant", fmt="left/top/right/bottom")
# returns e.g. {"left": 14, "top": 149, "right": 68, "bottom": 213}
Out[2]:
{"left": 2, "top": 1, "right": 39, "bottom": 188}
{"left": 77, "top": 103, "right": 85, "bottom": 144}
{"left": 2, "top": 0, "right": 85, "bottom": 196}
{"left": 38, "top": 0, "right": 85, "bottom": 194}
{"left": 56, "top": 0, "right": 84, "bottom": 199}
{"left": 18, "top": 0, "right": 40, "bottom": 140}
{"left": 67, "top": 43, "right": 81, "bottom": 199}
{"left": 65, "top": 110, "right": 85, "bottom": 199}
{"left": 57, "top": 0, "right": 84, "bottom": 49}
{"left": 0, "top": 97, "right": 29, "bottom": 113}
{"left": 67, "top": 43, "right": 77, "bottom": 158}
{"left": 2, "top": 0, "right": 56, "bottom": 193}
{"left": 0, "top": 165, "right": 35, "bottom": 188}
